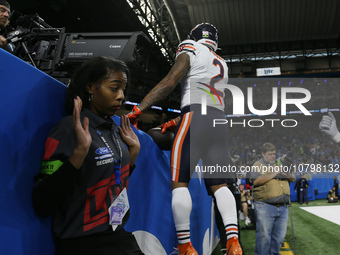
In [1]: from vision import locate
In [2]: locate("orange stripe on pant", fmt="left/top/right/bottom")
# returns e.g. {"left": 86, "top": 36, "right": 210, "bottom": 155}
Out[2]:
{"left": 177, "top": 233, "right": 189, "bottom": 237}
{"left": 226, "top": 228, "right": 239, "bottom": 233}
{"left": 171, "top": 112, "right": 193, "bottom": 182}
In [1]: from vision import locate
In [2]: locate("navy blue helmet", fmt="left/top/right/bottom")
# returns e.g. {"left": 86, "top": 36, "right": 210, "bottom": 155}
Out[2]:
{"left": 188, "top": 23, "right": 218, "bottom": 51}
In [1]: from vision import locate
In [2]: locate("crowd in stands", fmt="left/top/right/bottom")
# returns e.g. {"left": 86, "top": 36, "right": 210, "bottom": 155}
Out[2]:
{"left": 136, "top": 112, "right": 340, "bottom": 172}
{"left": 132, "top": 77, "right": 340, "bottom": 173}
{"left": 228, "top": 116, "right": 340, "bottom": 170}
{"left": 225, "top": 78, "right": 340, "bottom": 114}
{"left": 128, "top": 78, "right": 340, "bottom": 115}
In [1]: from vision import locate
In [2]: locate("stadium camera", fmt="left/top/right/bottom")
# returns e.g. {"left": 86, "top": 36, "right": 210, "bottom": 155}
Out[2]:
{"left": 5, "top": 10, "right": 152, "bottom": 85}
{"left": 6, "top": 27, "right": 30, "bottom": 43}
{"left": 5, "top": 10, "right": 65, "bottom": 70}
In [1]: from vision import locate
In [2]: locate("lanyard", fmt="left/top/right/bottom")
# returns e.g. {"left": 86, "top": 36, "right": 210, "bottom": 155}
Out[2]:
{"left": 96, "top": 129, "right": 123, "bottom": 159}
{"left": 112, "top": 132, "right": 123, "bottom": 160}
{"left": 97, "top": 129, "right": 123, "bottom": 185}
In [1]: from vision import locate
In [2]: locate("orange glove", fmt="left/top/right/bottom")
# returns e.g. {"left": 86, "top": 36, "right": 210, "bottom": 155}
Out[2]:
{"left": 160, "top": 119, "right": 177, "bottom": 133}
{"left": 127, "top": 105, "right": 142, "bottom": 129}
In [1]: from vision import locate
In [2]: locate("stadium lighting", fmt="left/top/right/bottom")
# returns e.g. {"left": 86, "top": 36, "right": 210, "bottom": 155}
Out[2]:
{"left": 125, "top": 0, "right": 180, "bottom": 63}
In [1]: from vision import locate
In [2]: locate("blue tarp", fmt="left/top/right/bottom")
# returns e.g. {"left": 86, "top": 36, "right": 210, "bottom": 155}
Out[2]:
{"left": 0, "top": 49, "right": 65, "bottom": 255}
{"left": 290, "top": 174, "right": 338, "bottom": 202}
{"left": 0, "top": 49, "right": 219, "bottom": 255}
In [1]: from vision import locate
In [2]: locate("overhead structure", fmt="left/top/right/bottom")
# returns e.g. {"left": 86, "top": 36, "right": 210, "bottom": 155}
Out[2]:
{"left": 6, "top": 0, "right": 340, "bottom": 110}
{"left": 125, "top": 0, "right": 181, "bottom": 64}
{"left": 165, "top": 0, "right": 340, "bottom": 76}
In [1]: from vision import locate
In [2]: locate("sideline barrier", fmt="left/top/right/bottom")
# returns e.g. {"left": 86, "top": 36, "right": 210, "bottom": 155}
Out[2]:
{"left": 290, "top": 173, "right": 339, "bottom": 202}
{"left": 0, "top": 49, "right": 219, "bottom": 255}
{"left": 0, "top": 49, "right": 65, "bottom": 255}
{"left": 290, "top": 179, "right": 315, "bottom": 202}
{"left": 312, "top": 174, "right": 339, "bottom": 199}
{"left": 118, "top": 120, "right": 219, "bottom": 255}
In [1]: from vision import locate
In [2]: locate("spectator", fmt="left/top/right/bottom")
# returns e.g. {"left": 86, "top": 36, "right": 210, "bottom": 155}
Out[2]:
{"left": 250, "top": 143, "right": 296, "bottom": 255}
{"left": 294, "top": 174, "right": 309, "bottom": 205}
{"left": 327, "top": 186, "right": 339, "bottom": 203}
{"left": 333, "top": 176, "right": 339, "bottom": 198}
{"left": 239, "top": 184, "right": 252, "bottom": 226}
{"left": 0, "top": 0, "right": 10, "bottom": 49}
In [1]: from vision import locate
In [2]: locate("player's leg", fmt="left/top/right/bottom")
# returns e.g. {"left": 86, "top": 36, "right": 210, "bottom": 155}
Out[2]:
{"left": 171, "top": 111, "right": 198, "bottom": 255}
{"left": 210, "top": 183, "right": 242, "bottom": 255}
{"left": 202, "top": 107, "right": 242, "bottom": 255}
{"left": 209, "top": 180, "right": 242, "bottom": 255}
{"left": 212, "top": 196, "right": 227, "bottom": 255}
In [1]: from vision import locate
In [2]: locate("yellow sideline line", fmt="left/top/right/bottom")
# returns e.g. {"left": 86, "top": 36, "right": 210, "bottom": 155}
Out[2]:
{"left": 280, "top": 242, "right": 294, "bottom": 255}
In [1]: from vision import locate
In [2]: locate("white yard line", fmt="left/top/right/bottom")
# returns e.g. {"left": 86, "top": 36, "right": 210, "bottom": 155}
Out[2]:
{"left": 300, "top": 205, "right": 340, "bottom": 226}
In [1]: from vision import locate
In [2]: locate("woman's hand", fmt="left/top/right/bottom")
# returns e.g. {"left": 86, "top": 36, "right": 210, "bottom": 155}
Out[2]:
{"left": 69, "top": 96, "right": 92, "bottom": 169}
{"left": 118, "top": 115, "right": 140, "bottom": 166}
{"left": 73, "top": 96, "right": 92, "bottom": 150}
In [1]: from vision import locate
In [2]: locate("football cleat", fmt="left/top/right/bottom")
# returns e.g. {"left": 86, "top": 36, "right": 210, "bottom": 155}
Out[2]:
{"left": 178, "top": 242, "right": 198, "bottom": 255}
{"left": 226, "top": 237, "right": 243, "bottom": 255}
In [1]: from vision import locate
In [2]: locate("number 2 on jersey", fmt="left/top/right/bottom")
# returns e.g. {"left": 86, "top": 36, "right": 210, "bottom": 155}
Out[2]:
{"left": 210, "top": 58, "right": 225, "bottom": 99}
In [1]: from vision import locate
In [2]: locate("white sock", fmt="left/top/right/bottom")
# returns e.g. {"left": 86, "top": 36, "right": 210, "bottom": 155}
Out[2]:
{"left": 214, "top": 186, "right": 238, "bottom": 240}
{"left": 172, "top": 187, "right": 192, "bottom": 244}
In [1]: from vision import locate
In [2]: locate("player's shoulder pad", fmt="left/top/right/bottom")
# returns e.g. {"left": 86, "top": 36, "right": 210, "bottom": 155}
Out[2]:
{"left": 176, "top": 39, "right": 197, "bottom": 55}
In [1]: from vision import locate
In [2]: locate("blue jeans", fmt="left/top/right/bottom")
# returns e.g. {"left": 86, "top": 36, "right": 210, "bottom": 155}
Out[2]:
{"left": 254, "top": 201, "right": 288, "bottom": 255}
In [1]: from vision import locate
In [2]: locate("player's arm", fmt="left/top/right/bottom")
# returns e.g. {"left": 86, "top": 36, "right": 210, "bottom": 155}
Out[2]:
{"left": 127, "top": 53, "right": 190, "bottom": 127}
{"left": 160, "top": 116, "right": 181, "bottom": 133}
{"left": 138, "top": 53, "right": 190, "bottom": 111}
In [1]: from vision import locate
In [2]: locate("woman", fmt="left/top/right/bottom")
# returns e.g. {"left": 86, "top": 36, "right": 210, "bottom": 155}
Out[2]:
{"left": 32, "top": 56, "right": 143, "bottom": 254}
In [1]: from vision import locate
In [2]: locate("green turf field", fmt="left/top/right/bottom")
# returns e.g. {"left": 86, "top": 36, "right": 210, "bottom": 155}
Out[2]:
{"left": 212, "top": 200, "right": 340, "bottom": 255}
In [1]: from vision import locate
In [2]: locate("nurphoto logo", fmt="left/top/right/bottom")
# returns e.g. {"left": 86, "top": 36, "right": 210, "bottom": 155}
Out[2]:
{"left": 197, "top": 78, "right": 312, "bottom": 128}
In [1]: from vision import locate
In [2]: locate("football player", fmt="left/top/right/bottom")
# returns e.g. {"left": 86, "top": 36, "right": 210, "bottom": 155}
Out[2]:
{"left": 128, "top": 23, "right": 242, "bottom": 255}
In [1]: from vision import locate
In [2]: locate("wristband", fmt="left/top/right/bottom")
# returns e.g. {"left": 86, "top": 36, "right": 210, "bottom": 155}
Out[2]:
{"left": 333, "top": 132, "right": 340, "bottom": 143}
{"left": 132, "top": 105, "right": 142, "bottom": 115}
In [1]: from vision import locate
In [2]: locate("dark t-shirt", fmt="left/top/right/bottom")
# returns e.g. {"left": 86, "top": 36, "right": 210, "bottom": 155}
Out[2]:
{"left": 33, "top": 109, "right": 132, "bottom": 239}
{"left": 298, "top": 178, "right": 308, "bottom": 189}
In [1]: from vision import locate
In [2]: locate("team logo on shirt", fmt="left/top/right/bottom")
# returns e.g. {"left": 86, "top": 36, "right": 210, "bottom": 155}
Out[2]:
{"left": 95, "top": 147, "right": 113, "bottom": 161}
{"left": 96, "top": 147, "right": 110, "bottom": 155}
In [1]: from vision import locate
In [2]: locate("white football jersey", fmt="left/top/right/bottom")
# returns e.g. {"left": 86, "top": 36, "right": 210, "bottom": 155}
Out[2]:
{"left": 176, "top": 39, "right": 228, "bottom": 111}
